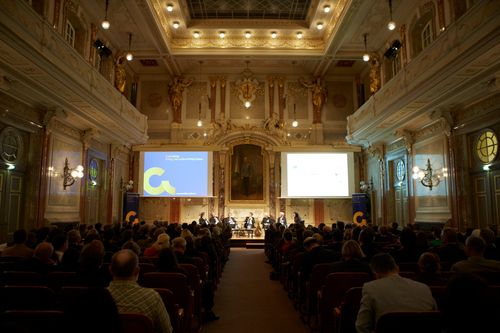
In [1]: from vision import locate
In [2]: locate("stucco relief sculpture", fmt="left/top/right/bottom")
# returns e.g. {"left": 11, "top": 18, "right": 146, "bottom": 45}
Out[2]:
{"left": 168, "top": 76, "right": 193, "bottom": 123}
{"left": 114, "top": 55, "right": 126, "bottom": 93}
{"left": 369, "top": 56, "right": 381, "bottom": 94}
{"left": 300, "top": 77, "right": 327, "bottom": 124}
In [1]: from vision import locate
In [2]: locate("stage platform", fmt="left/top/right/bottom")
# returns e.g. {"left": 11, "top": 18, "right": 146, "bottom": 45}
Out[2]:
{"left": 230, "top": 237, "right": 265, "bottom": 249}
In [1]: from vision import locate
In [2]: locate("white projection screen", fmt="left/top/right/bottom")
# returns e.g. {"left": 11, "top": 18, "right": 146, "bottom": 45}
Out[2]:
{"left": 281, "top": 152, "right": 355, "bottom": 198}
{"left": 139, "top": 151, "right": 213, "bottom": 197}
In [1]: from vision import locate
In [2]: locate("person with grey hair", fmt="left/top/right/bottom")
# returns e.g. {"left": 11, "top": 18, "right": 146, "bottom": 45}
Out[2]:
{"left": 107, "top": 249, "right": 172, "bottom": 333}
{"left": 355, "top": 253, "right": 437, "bottom": 333}
{"left": 451, "top": 236, "right": 500, "bottom": 274}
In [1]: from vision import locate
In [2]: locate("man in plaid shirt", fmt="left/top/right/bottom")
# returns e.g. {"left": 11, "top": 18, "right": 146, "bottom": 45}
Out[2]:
{"left": 108, "top": 249, "right": 172, "bottom": 333}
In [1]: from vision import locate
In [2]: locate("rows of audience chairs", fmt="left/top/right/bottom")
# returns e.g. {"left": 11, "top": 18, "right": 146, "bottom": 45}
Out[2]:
{"left": 0, "top": 222, "right": 232, "bottom": 333}
{"left": 265, "top": 222, "right": 500, "bottom": 333}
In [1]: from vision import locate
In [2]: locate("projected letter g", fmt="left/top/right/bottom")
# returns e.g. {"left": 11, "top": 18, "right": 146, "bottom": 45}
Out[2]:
{"left": 144, "top": 167, "right": 176, "bottom": 195}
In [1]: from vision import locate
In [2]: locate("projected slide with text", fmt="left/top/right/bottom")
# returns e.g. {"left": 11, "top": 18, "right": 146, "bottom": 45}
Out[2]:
{"left": 285, "top": 153, "right": 350, "bottom": 197}
{"left": 143, "top": 152, "right": 209, "bottom": 197}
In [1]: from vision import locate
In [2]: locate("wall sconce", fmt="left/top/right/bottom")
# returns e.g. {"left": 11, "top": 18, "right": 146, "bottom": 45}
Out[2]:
{"left": 120, "top": 177, "right": 134, "bottom": 192}
{"left": 412, "top": 159, "right": 447, "bottom": 190}
{"left": 63, "top": 158, "right": 84, "bottom": 190}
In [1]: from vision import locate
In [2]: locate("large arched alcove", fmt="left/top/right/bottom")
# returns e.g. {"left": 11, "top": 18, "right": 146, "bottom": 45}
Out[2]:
{"left": 212, "top": 128, "right": 286, "bottom": 223}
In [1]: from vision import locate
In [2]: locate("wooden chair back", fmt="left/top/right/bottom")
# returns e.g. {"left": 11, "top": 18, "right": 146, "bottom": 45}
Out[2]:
{"left": 119, "top": 312, "right": 154, "bottom": 333}
{"left": 375, "top": 311, "right": 443, "bottom": 333}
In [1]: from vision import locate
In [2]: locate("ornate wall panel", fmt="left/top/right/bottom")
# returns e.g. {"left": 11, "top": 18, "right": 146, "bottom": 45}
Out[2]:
{"left": 412, "top": 134, "right": 451, "bottom": 222}
{"left": 45, "top": 130, "right": 83, "bottom": 222}
{"left": 324, "top": 81, "right": 354, "bottom": 122}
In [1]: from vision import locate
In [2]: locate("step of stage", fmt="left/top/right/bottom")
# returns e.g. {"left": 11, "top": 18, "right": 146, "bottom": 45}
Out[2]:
{"left": 231, "top": 238, "right": 265, "bottom": 249}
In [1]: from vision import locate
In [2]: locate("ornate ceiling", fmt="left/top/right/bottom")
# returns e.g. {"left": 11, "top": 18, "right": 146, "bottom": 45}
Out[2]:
{"left": 85, "top": 0, "right": 406, "bottom": 76}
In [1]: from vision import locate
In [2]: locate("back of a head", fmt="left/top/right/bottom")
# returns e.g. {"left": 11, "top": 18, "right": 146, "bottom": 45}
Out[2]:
{"left": 158, "top": 247, "right": 179, "bottom": 272}
{"left": 121, "top": 240, "right": 141, "bottom": 256}
{"left": 283, "top": 231, "right": 293, "bottom": 242}
{"left": 67, "top": 229, "right": 82, "bottom": 245}
{"left": 34, "top": 242, "right": 54, "bottom": 260}
{"left": 465, "top": 236, "right": 485, "bottom": 256}
{"left": 479, "top": 228, "right": 495, "bottom": 244}
{"left": 79, "top": 240, "right": 105, "bottom": 268}
{"left": 303, "top": 237, "right": 318, "bottom": 251}
{"left": 51, "top": 233, "right": 67, "bottom": 251}
{"left": 13, "top": 229, "right": 27, "bottom": 244}
{"left": 342, "top": 240, "right": 364, "bottom": 259}
{"left": 156, "top": 233, "right": 171, "bottom": 249}
{"left": 400, "top": 228, "right": 417, "bottom": 248}
{"left": 111, "top": 249, "right": 139, "bottom": 279}
{"left": 370, "top": 253, "right": 397, "bottom": 275}
{"left": 418, "top": 252, "right": 440, "bottom": 273}
{"left": 359, "top": 227, "right": 375, "bottom": 244}
{"left": 442, "top": 228, "right": 457, "bottom": 243}
{"left": 172, "top": 236, "right": 187, "bottom": 250}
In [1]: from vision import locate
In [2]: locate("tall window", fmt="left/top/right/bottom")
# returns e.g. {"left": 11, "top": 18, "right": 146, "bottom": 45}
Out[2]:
{"left": 421, "top": 21, "right": 433, "bottom": 49}
{"left": 65, "top": 20, "right": 75, "bottom": 47}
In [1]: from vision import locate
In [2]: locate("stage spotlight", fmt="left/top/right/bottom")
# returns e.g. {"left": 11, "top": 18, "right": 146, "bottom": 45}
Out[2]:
{"left": 93, "top": 39, "right": 112, "bottom": 57}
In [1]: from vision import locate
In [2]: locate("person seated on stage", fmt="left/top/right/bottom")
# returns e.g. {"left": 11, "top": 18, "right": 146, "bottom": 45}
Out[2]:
{"left": 199, "top": 212, "right": 209, "bottom": 226}
{"left": 209, "top": 212, "right": 220, "bottom": 225}
{"left": 261, "top": 213, "right": 273, "bottom": 230}
{"left": 244, "top": 212, "right": 256, "bottom": 238}
{"left": 225, "top": 213, "right": 237, "bottom": 229}
{"left": 277, "top": 211, "right": 287, "bottom": 227}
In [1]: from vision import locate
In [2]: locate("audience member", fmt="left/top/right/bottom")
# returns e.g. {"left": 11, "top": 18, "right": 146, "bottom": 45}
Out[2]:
{"left": 300, "top": 237, "right": 338, "bottom": 281}
{"left": 358, "top": 228, "right": 379, "bottom": 261}
{"left": 72, "top": 240, "right": 110, "bottom": 287}
{"left": 355, "top": 253, "right": 437, "bottom": 333}
{"left": 19, "top": 241, "right": 56, "bottom": 274}
{"left": 442, "top": 274, "right": 495, "bottom": 333}
{"left": 143, "top": 233, "right": 170, "bottom": 257}
{"left": 432, "top": 228, "right": 466, "bottom": 265}
{"left": 107, "top": 249, "right": 172, "bottom": 333}
{"left": 1, "top": 229, "right": 33, "bottom": 258}
{"left": 328, "top": 240, "right": 372, "bottom": 277}
{"left": 391, "top": 228, "right": 420, "bottom": 263}
{"left": 480, "top": 228, "right": 500, "bottom": 260}
{"left": 451, "top": 236, "right": 500, "bottom": 274}
{"left": 416, "top": 252, "right": 446, "bottom": 286}
{"left": 65, "top": 287, "right": 121, "bottom": 333}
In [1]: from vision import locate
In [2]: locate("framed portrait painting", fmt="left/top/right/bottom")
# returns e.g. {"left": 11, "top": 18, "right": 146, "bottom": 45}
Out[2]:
{"left": 230, "top": 144, "right": 264, "bottom": 201}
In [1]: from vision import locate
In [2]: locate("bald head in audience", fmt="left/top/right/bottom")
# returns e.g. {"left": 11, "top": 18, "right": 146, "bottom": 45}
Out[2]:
{"left": 110, "top": 249, "right": 139, "bottom": 281}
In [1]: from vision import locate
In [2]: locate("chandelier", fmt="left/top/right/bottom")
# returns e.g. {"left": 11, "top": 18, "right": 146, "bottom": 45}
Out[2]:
{"left": 412, "top": 159, "right": 447, "bottom": 190}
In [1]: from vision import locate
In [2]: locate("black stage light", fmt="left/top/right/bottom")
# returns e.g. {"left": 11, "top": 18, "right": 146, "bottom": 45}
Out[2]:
{"left": 93, "top": 39, "right": 112, "bottom": 57}
{"left": 384, "top": 39, "right": 401, "bottom": 59}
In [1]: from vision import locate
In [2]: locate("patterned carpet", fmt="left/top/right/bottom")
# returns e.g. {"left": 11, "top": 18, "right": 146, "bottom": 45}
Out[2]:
{"left": 202, "top": 248, "right": 308, "bottom": 333}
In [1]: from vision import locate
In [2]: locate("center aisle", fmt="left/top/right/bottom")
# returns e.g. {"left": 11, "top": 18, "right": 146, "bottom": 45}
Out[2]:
{"left": 202, "top": 248, "right": 309, "bottom": 333}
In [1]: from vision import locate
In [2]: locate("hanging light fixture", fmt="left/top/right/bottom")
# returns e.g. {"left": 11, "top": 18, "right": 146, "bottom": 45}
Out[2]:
{"left": 197, "top": 60, "right": 203, "bottom": 127}
{"left": 125, "top": 33, "right": 133, "bottom": 61}
{"left": 362, "top": 33, "right": 370, "bottom": 62}
{"left": 101, "top": 0, "right": 110, "bottom": 30}
{"left": 197, "top": 103, "right": 203, "bottom": 127}
{"left": 292, "top": 104, "right": 298, "bottom": 127}
{"left": 387, "top": 0, "right": 396, "bottom": 31}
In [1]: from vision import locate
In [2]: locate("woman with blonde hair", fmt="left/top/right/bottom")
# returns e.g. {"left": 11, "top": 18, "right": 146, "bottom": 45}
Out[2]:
{"left": 143, "top": 233, "right": 170, "bottom": 257}
{"left": 328, "top": 240, "right": 373, "bottom": 278}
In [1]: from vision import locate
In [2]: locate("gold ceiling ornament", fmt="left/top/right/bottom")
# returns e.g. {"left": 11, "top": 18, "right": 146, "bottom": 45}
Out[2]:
{"left": 236, "top": 61, "right": 260, "bottom": 109}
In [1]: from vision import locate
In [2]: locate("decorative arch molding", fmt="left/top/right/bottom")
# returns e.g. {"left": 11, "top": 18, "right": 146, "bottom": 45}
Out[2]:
{"left": 212, "top": 127, "right": 288, "bottom": 148}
